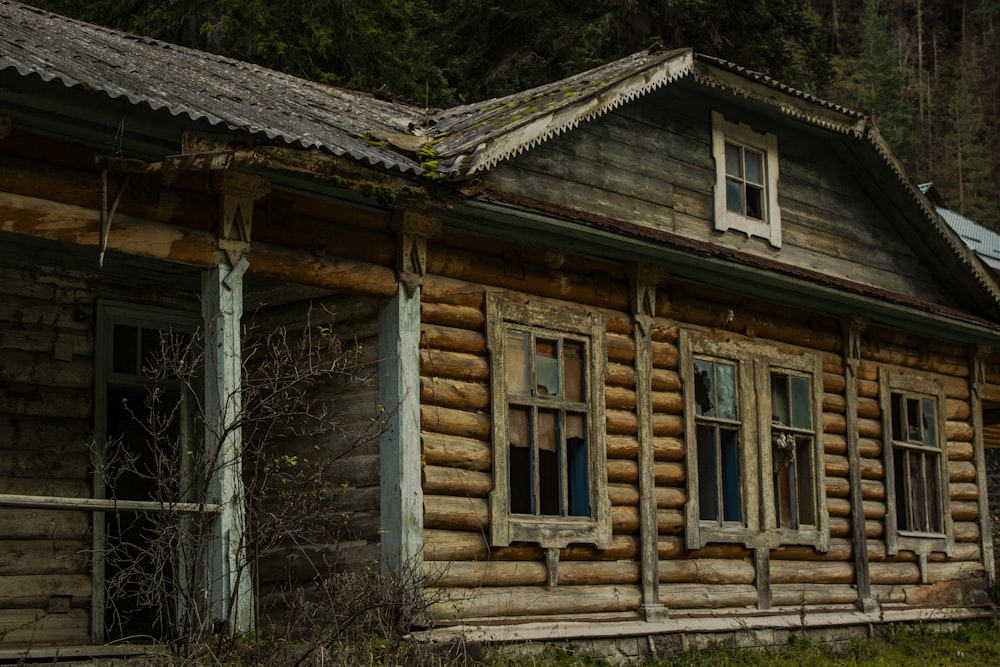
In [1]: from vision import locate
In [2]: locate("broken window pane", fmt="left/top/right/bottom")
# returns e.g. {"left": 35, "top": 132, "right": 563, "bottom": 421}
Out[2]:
{"left": 538, "top": 409, "right": 560, "bottom": 515}
{"left": 505, "top": 330, "right": 532, "bottom": 395}
{"left": 775, "top": 463, "right": 792, "bottom": 529}
{"left": 894, "top": 447, "right": 908, "bottom": 529}
{"left": 920, "top": 398, "right": 936, "bottom": 446}
{"left": 508, "top": 406, "right": 532, "bottom": 514}
{"left": 795, "top": 435, "right": 816, "bottom": 527}
{"left": 906, "top": 397, "right": 922, "bottom": 442}
{"left": 568, "top": 412, "right": 589, "bottom": 514}
{"left": 694, "top": 359, "right": 716, "bottom": 416}
{"left": 113, "top": 324, "right": 138, "bottom": 375}
{"left": 745, "top": 184, "right": 763, "bottom": 219}
{"left": 771, "top": 373, "right": 789, "bottom": 425}
{"left": 697, "top": 424, "right": 719, "bottom": 521}
{"left": 563, "top": 340, "right": 585, "bottom": 402}
{"left": 925, "top": 452, "right": 942, "bottom": 533}
{"left": 720, "top": 428, "right": 741, "bottom": 522}
{"left": 535, "top": 338, "right": 559, "bottom": 396}
{"left": 695, "top": 359, "right": 735, "bottom": 419}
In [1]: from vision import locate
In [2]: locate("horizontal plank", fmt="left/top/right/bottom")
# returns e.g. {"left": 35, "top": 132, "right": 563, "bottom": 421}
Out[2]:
{"left": 426, "top": 584, "right": 641, "bottom": 619}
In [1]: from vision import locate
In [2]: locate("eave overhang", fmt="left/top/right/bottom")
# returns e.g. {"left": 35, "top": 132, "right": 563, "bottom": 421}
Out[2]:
{"left": 448, "top": 192, "right": 1000, "bottom": 346}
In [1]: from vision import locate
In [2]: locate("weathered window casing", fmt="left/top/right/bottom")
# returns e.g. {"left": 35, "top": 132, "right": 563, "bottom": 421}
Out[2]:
{"left": 880, "top": 369, "right": 954, "bottom": 557}
{"left": 487, "top": 294, "right": 611, "bottom": 549}
{"left": 681, "top": 331, "right": 827, "bottom": 550}
{"left": 712, "top": 111, "right": 781, "bottom": 248}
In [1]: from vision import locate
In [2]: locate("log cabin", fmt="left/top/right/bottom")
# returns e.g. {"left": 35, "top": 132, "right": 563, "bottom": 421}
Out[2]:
{"left": 2, "top": 0, "right": 1000, "bottom": 660}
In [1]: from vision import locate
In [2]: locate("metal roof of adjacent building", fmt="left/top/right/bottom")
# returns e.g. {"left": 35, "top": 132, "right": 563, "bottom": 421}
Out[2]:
{"left": 919, "top": 184, "right": 1000, "bottom": 271}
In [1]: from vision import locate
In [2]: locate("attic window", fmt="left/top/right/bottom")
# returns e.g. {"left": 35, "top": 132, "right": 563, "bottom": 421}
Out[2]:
{"left": 712, "top": 112, "right": 781, "bottom": 248}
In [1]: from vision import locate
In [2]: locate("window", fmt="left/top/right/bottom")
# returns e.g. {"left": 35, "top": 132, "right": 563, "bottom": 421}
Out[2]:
{"left": 712, "top": 111, "right": 781, "bottom": 248}
{"left": 879, "top": 370, "right": 953, "bottom": 556}
{"left": 486, "top": 294, "right": 610, "bottom": 549}
{"left": 94, "top": 301, "right": 202, "bottom": 641}
{"left": 681, "top": 331, "right": 827, "bottom": 550}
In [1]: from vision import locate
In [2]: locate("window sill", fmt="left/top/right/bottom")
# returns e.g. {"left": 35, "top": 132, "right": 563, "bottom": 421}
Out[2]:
{"left": 502, "top": 516, "right": 611, "bottom": 550}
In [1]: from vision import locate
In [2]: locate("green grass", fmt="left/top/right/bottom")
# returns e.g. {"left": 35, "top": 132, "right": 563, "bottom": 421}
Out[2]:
{"left": 481, "top": 619, "right": 1000, "bottom": 667}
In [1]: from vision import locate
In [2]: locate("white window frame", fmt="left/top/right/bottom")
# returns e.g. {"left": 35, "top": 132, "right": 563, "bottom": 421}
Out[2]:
{"left": 879, "top": 369, "right": 954, "bottom": 557}
{"left": 681, "top": 330, "right": 827, "bottom": 550}
{"left": 712, "top": 111, "right": 782, "bottom": 248}
{"left": 486, "top": 294, "right": 611, "bottom": 549}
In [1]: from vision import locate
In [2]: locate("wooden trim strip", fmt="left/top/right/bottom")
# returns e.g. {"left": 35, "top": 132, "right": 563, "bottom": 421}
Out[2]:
{"left": 0, "top": 493, "right": 220, "bottom": 513}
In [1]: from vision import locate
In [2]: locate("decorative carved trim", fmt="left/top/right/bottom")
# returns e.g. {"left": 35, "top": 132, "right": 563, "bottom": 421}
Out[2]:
{"left": 843, "top": 316, "right": 868, "bottom": 371}
{"left": 391, "top": 210, "right": 442, "bottom": 297}
{"left": 211, "top": 171, "right": 270, "bottom": 265}
{"left": 627, "top": 262, "right": 668, "bottom": 337}
{"left": 971, "top": 344, "right": 989, "bottom": 400}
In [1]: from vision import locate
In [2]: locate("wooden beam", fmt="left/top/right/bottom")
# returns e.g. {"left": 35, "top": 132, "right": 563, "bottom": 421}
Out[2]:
{"left": 0, "top": 191, "right": 397, "bottom": 296}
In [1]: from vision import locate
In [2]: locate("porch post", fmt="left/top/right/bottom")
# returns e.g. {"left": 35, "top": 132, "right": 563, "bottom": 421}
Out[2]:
{"left": 203, "top": 257, "right": 252, "bottom": 633}
{"left": 203, "top": 171, "right": 268, "bottom": 634}
{"left": 379, "top": 284, "right": 423, "bottom": 576}
{"left": 379, "top": 211, "right": 440, "bottom": 579}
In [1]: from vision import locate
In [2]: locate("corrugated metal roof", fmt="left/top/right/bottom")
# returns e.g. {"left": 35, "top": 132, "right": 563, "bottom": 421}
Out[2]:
{"left": 426, "top": 49, "right": 695, "bottom": 175}
{"left": 918, "top": 185, "right": 1000, "bottom": 270}
{"left": 0, "top": 0, "right": 427, "bottom": 174}
{"left": 424, "top": 51, "right": 870, "bottom": 177}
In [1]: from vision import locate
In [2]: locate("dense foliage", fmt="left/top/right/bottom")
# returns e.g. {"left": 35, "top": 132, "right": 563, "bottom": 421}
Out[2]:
{"left": 26, "top": 0, "right": 1000, "bottom": 228}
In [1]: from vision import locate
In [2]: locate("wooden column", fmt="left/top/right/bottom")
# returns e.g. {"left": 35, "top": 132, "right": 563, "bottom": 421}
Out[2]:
{"left": 202, "top": 171, "right": 267, "bottom": 634}
{"left": 842, "top": 316, "right": 876, "bottom": 612}
{"left": 629, "top": 263, "right": 668, "bottom": 620}
{"left": 379, "top": 211, "right": 440, "bottom": 578}
{"left": 969, "top": 345, "right": 996, "bottom": 587}
{"left": 203, "top": 257, "right": 252, "bottom": 633}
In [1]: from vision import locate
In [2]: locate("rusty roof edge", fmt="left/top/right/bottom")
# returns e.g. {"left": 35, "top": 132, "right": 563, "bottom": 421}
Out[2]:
{"left": 451, "top": 49, "right": 695, "bottom": 177}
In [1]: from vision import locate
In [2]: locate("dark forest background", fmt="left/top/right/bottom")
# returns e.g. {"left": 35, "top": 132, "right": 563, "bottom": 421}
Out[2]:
{"left": 25, "top": 0, "right": 1000, "bottom": 229}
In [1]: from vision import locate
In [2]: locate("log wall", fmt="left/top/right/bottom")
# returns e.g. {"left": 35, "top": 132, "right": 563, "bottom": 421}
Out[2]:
{"left": 0, "top": 259, "right": 94, "bottom": 646}
{"left": 247, "top": 290, "right": 383, "bottom": 632}
{"left": 419, "top": 230, "right": 992, "bottom": 622}
{"left": 0, "top": 255, "right": 203, "bottom": 646}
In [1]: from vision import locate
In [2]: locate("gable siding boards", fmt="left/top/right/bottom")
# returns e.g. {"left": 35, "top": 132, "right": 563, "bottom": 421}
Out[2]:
{"left": 483, "top": 91, "right": 956, "bottom": 309}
